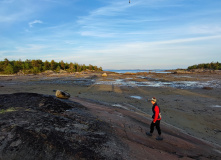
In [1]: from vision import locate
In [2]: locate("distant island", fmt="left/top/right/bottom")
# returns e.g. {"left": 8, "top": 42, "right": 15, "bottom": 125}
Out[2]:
{"left": 0, "top": 58, "right": 103, "bottom": 74}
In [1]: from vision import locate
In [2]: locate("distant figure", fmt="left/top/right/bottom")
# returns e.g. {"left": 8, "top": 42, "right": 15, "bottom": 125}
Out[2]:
{"left": 146, "top": 97, "right": 163, "bottom": 140}
{"left": 129, "top": 0, "right": 130, "bottom": 4}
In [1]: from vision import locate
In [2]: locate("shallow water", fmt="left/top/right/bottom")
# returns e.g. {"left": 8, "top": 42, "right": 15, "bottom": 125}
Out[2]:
{"left": 211, "top": 105, "right": 221, "bottom": 108}
{"left": 2, "top": 75, "right": 220, "bottom": 89}
{"left": 95, "top": 79, "right": 221, "bottom": 89}
{"left": 105, "top": 69, "right": 171, "bottom": 74}
{"left": 26, "top": 78, "right": 96, "bottom": 86}
{"left": 112, "top": 104, "right": 129, "bottom": 110}
{"left": 130, "top": 96, "right": 142, "bottom": 100}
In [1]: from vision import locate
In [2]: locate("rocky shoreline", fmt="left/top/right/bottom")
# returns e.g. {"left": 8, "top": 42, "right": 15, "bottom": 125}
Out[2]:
{"left": 0, "top": 71, "right": 221, "bottom": 159}
{"left": 171, "top": 69, "right": 221, "bottom": 74}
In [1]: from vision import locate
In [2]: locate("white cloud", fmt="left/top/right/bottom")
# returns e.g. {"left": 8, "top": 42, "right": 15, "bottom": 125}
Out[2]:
{"left": 76, "top": 1, "right": 136, "bottom": 37}
{"left": 29, "top": 20, "right": 43, "bottom": 27}
{"left": 143, "top": 35, "right": 221, "bottom": 45}
{"left": 0, "top": 0, "right": 38, "bottom": 24}
{"left": 189, "top": 25, "right": 221, "bottom": 35}
{"left": 1, "top": 33, "right": 220, "bottom": 69}
{"left": 44, "top": 34, "right": 220, "bottom": 69}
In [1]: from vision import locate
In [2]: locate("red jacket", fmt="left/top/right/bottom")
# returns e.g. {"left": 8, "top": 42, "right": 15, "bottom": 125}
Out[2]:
{"left": 152, "top": 103, "right": 161, "bottom": 123}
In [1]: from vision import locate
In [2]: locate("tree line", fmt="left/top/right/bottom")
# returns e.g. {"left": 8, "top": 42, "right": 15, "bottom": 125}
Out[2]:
{"left": 0, "top": 58, "right": 103, "bottom": 74}
{"left": 187, "top": 62, "right": 221, "bottom": 70}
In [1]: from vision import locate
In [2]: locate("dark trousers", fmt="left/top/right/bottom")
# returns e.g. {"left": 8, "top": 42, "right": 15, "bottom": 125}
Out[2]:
{"left": 150, "top": 120, "right": 161, "bottom": 135}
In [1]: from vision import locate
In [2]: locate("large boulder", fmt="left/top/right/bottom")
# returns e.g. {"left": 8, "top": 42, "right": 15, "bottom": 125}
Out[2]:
{"left": 102, "top": 73, "right": 107, "bottom": 77}
{"left": 55, "top": 90, "right": 70, "bottom": 99}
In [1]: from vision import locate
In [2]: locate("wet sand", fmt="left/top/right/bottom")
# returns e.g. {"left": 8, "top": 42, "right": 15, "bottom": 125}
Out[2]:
{"left": 0, "top": 71, "right": 221, "bottom": 147}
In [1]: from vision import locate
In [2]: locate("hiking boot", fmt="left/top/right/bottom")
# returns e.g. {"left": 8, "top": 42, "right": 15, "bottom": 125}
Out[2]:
{"left": 146, "top": 132, "right": 152, "bottom": 136}
{"left": 156, "top": 135, "right": 163, "bottom": 140}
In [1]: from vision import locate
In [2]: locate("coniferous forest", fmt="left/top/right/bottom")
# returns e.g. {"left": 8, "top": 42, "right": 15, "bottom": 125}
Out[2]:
{"left": 0, "top": 58, "right": 102, "bottom": 74}
{"left": 187, "top": 62, "right": 221, "bottom": 70}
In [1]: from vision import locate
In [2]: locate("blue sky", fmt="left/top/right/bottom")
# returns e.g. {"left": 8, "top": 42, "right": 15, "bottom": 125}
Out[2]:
{"left": 0, "top": 0, "right": 221, "bottom": 69}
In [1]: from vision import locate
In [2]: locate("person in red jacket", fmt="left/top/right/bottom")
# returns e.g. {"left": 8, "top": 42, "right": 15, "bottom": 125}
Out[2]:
{"left": 146, "top": 97, "right": 163, "bottom": 140}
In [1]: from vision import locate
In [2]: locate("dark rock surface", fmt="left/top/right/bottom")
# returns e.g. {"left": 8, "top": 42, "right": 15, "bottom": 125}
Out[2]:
{"left": 0, "top": 93, "right": 125, "bottom": 160}
{"left": 1, "top": 92, "right": 221, "bottom": 160}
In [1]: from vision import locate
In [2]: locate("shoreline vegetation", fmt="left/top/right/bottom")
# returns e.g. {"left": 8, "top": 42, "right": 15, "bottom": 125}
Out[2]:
{"left": 0, "top": 58, "right": 102, "bottom": 75}
{"left": 187, "top": 61, "right": 221, "bottom": 70}
{"left": 0, "top": 59, "right": 220, "bottom": 75}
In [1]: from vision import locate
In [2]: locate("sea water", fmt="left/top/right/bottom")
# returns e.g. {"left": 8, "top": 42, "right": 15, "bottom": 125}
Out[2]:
{"left": 104, "top": 69, "right": 171, "bottom": 74}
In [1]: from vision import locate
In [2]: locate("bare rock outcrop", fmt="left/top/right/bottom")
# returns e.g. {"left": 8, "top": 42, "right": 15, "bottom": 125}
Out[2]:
{"left": 0, "top": 93, "right": 220, "bottom": 160}
{"left": 0, "top": 93, "right": 126, "bottom": 160}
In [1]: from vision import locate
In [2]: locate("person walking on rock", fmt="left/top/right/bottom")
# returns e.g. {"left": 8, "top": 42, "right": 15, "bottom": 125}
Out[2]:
{"left": 146, "top": 97, "right": 163, "bottom": 140}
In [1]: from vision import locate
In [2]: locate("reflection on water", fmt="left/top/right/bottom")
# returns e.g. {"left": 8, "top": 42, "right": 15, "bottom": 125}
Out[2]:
{"left": 105, "top": 69, "right": 171, "bottom": 74}
{"left": 130, "top": 96, "right": 142, "bottom": 99}
{"left": 112, "top": 104, "right": 129, "bottom": 110}
{"left": 211, "top": 105, "right": 221, "bottom": 108}
{"left": 3, "top": 75, "right": 219, "bottom": 89}
{"left": 96, "top": 79, "right": 221, "bottom": 89}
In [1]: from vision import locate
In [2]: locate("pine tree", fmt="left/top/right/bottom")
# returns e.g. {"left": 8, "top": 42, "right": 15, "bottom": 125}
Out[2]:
{"left": 4, "top": 64, "right": 14, "bottom": 74}
{"left": 50, "top": 60, "right": 56, "bottom": 70}
{"left": 60, "top": 60, "right": 65, "bottom": 70}
{"left": 43, "top": 60, "right": 50, "bottom": 71}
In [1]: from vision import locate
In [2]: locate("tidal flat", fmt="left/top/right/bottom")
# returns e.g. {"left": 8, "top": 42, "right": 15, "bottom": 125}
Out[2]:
{"left": 1, "top": 71, "right": 221, "bottom": 147}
